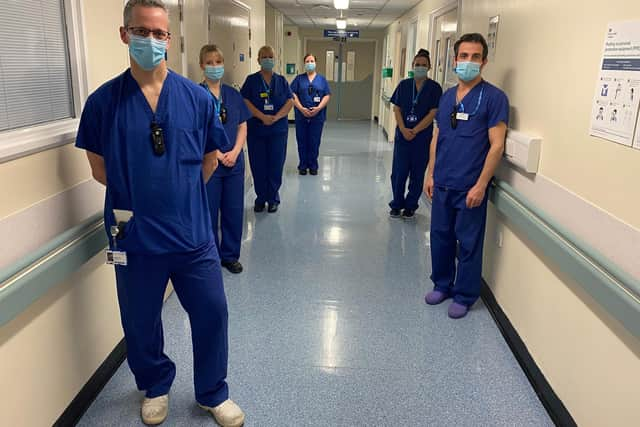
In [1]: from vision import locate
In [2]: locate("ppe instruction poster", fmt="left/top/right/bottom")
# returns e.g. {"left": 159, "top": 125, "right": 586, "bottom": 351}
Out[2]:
{"left": 589, "top": 21, "right": 640, "bottom": 149}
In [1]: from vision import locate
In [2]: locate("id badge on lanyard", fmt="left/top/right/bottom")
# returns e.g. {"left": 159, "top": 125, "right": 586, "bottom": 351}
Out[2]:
{"left": 106, "top": 210, "right": 131, "bottom": 266}
{"left": 106, "top": 227, "right": 128, "bottom": 266}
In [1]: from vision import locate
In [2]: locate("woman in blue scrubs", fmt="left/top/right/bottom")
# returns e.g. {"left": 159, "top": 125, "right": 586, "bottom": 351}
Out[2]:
{"left": 290, "top": 53, "right": 331, "bottom": 175}
{"left": 199, "top": 45, "right": 252, "bottom": 274}
{"left": 241, "top": 45, "right": 294, "bottom": 213}
{"left": 389, "top": 49, "right": 442, "bottom": 219}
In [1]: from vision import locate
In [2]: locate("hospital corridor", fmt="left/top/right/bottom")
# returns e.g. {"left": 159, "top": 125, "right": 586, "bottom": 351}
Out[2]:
{"left": 1, "top": 1, "right": 640, "bottom": 427}
{"left": 76, "top": 122, "right": 553, "bottom": 426}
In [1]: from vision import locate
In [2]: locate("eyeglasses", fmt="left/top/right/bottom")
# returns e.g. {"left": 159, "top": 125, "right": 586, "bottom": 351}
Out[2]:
{"left": 128, "top": 27, "right": 171, "bottom": 41}
{"left": 219, "top": 105, "right": 228, "bottom": 124}
{"left": 151, "top": 122, "right": 165, "bottom": 156}
{"left": 308, "top": 85, "right": 316, "bottom": 96}
{"left": 450, "top": 105, "right": 458, "bottom": 130}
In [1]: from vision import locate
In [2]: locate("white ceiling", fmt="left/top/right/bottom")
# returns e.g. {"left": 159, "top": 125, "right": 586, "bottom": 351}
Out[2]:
{"left": 267, "top": 0, "right": 423, "bottom": 30}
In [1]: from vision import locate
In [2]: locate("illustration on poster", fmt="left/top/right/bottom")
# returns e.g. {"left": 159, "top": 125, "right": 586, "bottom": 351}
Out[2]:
{"left": 601, "top": 84, "right": 609, "bottom": 96}
{"left": 615, "top": 82, "right": 622, "bottom": 99}
{"left": 610, "top": 109, "right": 618, "bottom": 122}
{"left": 596, "top": 106, "right": 605, "bottom": 120}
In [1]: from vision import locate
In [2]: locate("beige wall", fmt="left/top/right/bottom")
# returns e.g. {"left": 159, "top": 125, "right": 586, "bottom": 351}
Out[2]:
{"left": 387, "top": 0, "right": 640, "bottom": 425}
{"left": 0, "top": 255, "right": 122, "bottom": 427}
{"left": 461, "top": 0, "right": 640, "bottom": 229}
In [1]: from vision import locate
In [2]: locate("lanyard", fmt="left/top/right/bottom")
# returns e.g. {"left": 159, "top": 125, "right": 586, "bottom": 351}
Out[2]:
{"left": 411, "top": 80, "right": 426, "bottom": 110}
{"left": 201, "top": 82, "right": 222, "bottom": 115}
{"left": 261, "top": 75, "right": 272, "bottom": 101}
{"left": 457, "top": 83, "right": 484, "bottom": 116}
{"left": 212, "top": 94, "right": 222, "bottom": 116}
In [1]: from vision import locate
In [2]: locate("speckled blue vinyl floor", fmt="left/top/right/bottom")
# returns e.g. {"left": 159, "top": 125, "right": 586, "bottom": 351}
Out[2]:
{"left": 78, "top": 121, "right": 553, "bottom": 426}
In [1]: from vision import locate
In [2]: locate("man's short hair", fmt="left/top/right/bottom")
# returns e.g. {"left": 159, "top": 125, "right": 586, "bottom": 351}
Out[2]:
{"left": 454, "top": 33, "right": 489, "bottom": 61}
{"left": 123, "top": 0, "right": 169, "bottom": 27}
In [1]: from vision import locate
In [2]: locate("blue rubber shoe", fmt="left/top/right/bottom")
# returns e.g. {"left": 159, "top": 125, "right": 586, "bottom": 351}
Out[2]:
{"left": 424, "top": 290, "right": 449, "bottom": 305}
{"left": 448, "top": 302, "right": 469, "bottom": 319}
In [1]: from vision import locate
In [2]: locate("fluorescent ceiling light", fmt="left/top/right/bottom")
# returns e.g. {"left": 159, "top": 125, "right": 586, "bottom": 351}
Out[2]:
{"left": 336, "top": 18, "right": 347, "bottom": 29}
{"left": 334, "top": 0, "right": 349, "bottom": 10}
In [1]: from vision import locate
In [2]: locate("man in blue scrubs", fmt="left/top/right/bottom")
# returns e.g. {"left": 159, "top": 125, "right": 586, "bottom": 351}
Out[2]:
{"left": 424, "top": 33, "right": 509, "bottom": 319}
{"left": 75, "top": 1, "right": 244, "bottom": 425}
{"left": 241, "top": 46, "right": 294, "bottom": 213}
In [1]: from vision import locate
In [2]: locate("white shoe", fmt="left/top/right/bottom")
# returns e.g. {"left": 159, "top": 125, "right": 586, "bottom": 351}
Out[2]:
{"left": 200, "top": 399, "right": 245, "bottom": 427}
{"left": 141, "top": 394, "right": 169, "bottom": 425}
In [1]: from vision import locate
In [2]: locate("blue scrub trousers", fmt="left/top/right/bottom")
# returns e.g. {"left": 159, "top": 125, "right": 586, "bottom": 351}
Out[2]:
{"left": 207, "top": 162, "right": 245, "bottom": 263}
{"left": 429, "top": 185, "right": 488, "bottom": 306}
{"left": 389, "top": 138, "right": 429, "bottom": 211}
{"left": 295, "top": 119, "right": 324, "bottom": 171}
{"left": 114, "top": 241, "right": 229, "bottom": 407}
{"left": 247, "top": 131, "right": 287, "bottom": 205}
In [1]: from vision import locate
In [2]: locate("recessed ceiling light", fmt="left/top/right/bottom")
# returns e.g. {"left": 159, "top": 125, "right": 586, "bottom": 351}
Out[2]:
{"left": 334, "top": 0, "right": 349, "bottom": 10}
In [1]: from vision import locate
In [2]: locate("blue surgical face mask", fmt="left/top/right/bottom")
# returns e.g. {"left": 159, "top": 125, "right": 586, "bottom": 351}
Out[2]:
{"left": 204, "top": 65, "right": 225, "bottom": 81}
{"left": 454, "top": 61, "right": 481, "bottom": 82}
{"left": 260, "top": 58, "right": 275, "bottom": 71}
{"left": 128, "top": 35, "right": 167, "bottom": 71}
{"left": 305, "top": 62, "right": 316, "bottom": 72}
{"left": 413, "top": 66, "right": 428, "bottom": 79}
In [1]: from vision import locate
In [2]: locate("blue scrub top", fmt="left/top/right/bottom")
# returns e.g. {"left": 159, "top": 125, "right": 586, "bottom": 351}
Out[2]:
{"left": 241, "top": 71, "right": 293, "bottom": 135}
{"left": 76, "top": 69, "right": 229, "bottom": 254}
{"left": 290, "top": 73, "right": 331, "bottom": 122}
{"left": 200, "top": 82, "right": 252, "bottom": 176}
{"left": 433, "top": 80, "right": 509, "bottom": 191}
{"left": 391, "top": 78, "right": 442, "bottom": 143}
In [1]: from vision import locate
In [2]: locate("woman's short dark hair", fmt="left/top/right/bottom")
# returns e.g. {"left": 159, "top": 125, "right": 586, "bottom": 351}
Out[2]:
{"left": 303, "top": 53, "right": 317, "bottom": 62}
{"left": 454, "top": 33, "right": 488, "bottom": 60}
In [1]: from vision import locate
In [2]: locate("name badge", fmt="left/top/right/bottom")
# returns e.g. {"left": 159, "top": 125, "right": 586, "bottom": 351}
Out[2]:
{"left": 106, "top": 250, "right": 128, "bottom": 266}
{"left": 456, "top": 112, "right": 469, "bottom": 121}
{"left": 406, "top": 114, "right": 418, "bottom": 123}
{"left": 260, "top": 92, "right": 269, "bottom": 99}
{"left": 264, "top": 103, "right": 274, "bottom": 111}
{"left": 313, "top": 96, "right": 321, "bottom": 103}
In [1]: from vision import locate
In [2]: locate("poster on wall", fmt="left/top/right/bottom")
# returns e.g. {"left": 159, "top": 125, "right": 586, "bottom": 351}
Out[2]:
{"left": 589, "top": 21, "right": 640, "bottom": 148}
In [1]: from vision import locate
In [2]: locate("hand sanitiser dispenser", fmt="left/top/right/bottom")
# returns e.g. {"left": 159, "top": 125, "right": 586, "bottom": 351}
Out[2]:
{"left": 504, "top": 129, "right": 542, "bottom": 174}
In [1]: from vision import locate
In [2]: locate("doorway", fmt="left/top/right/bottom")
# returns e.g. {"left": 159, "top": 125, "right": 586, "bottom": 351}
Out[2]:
{"left": 306, "top": 39, "right": 376, "bottom": 121}
{"left": 430, "top": 2, "right": 459, "bottom": 91}
{"left": 165, "top": 0, "right": 186, "bottom": 75}
{"left": 208, "top": 0, "right": 251, "bottom": 89}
